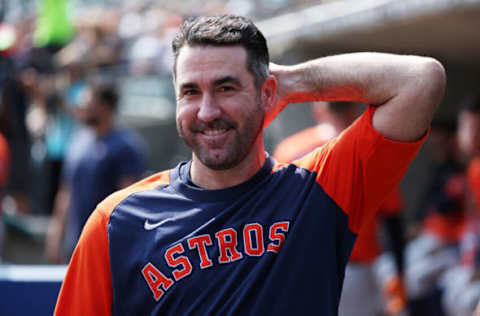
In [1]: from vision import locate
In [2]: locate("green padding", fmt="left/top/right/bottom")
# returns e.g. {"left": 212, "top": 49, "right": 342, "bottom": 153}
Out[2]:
{"left": 34, "top": 0, "right": 74, "bottom": 47}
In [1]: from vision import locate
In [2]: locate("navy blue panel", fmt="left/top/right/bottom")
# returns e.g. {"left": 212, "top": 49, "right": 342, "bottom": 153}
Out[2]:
{"left": 0, "top": 281, "right": 61, "bottom": 315}
{"left": 108, "top": 158, "right": 357, "bottom": 316}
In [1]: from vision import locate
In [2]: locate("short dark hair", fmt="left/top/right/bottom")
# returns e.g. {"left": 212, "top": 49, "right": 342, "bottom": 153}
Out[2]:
{"left": 172, "top": 15, "right": 270, "bottom": 88}
{"left": 90, "top": 79, "right": 119, "bottom": 111}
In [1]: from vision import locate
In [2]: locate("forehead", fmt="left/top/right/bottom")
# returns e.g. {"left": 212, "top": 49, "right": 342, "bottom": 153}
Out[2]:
{"left": 175, "top": 45, "right": 251, "bottom": 86}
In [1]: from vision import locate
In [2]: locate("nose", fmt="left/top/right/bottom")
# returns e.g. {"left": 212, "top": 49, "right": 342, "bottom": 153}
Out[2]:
{"left": 197, "top": 93, "right": 221, "bottom": 122}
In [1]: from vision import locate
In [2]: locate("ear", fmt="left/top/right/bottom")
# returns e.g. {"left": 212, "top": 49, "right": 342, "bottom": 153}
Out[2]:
{"left": 262, "top": 75, "right": 287, "bottom": 128}
{"left": 261, "top": 75, "right": 277, "bottom": 111}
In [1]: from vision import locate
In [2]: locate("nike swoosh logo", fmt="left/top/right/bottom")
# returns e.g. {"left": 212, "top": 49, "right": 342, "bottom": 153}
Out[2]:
{"left": 144, "top": 218, "right": 173, "bottom": 230}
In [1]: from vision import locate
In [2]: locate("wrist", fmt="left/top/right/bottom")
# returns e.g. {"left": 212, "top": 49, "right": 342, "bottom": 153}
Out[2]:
{"left": 287, "top": 61, "right": 327, "bottom": 104}
{"left": 272, "top": 63, "right": 317, "bottom": 105}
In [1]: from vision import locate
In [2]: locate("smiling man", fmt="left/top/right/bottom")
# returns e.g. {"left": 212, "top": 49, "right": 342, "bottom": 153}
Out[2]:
{"left": 175, "top": 44, "right": 270, "bottom": 187}
{"left": 54, "top": 15, "right": 446, "bottom": 315}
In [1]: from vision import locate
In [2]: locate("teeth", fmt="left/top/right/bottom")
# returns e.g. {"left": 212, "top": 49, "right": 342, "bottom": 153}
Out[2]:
{"left": 203, "top": 128, "right": 226, "bottom": 136}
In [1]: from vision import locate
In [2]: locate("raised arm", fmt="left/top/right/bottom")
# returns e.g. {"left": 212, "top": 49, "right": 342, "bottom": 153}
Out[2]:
{"left": 268, "top": 52, "right": 446, "bottom": 142}
{"left": 46, "top": 185, "right": 71, "bottom": 263}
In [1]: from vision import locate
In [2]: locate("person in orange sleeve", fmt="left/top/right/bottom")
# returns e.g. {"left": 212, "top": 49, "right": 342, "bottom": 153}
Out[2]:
{"left": 274, "top": 101, "right": 363, "bottom": 163}
{"left": 405, "top": 118, "right": 467, "bottom": 316}
{"left": 0, "top": 132, "right": 9, "bottom": 192}
{"left": 411, "top": 119, "right": 467, "bottom": 243}
{"left": 440, "top": 95, "right": 480, "bottom": 316}
{"left": 274, "top": 101, "right": 408, "bottom": 316}
{"left": 475, "top": 300, "right": 480, "bottom": 316}
{"left": 54, "top": 15, "right": 445, "bottom": 316}
{"left": 0, "top": 129, "right": 10, "bottom": 261}
{"left": 459, "top": 96, "right": 480, "bottom": 211}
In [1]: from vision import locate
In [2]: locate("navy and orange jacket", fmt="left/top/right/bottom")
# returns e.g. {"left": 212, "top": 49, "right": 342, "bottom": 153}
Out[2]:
{"left": 55, "top": 107, "right": 424, "bottom": 315}
{"left": 274, "top": 117, "right": 404, "bottom": 263}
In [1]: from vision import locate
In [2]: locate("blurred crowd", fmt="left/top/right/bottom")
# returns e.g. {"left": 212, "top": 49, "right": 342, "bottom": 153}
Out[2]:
{"left": 1, "top": 1, "right": 480, "bottom": 316}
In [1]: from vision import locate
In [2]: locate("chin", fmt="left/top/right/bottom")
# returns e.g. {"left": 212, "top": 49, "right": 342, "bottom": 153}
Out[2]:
{"left": 200, "top": 156, "right": 241, "bottom": 171}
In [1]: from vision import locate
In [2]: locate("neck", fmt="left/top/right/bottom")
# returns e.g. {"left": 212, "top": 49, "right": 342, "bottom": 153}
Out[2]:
{"left": 95, "top": 118, "right": 114, "bottom": 138}
{"left": 190, "top": 136, "right": 266, "bottom": 190}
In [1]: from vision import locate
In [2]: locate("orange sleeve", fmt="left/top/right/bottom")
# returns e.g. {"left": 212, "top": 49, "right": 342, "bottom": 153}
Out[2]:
{"left": 379, "top": 189, "right": 404, "bottom": 216}
{"left": 468, "top": 157, "right": 480, "bottom": 212}
{"left": 54, "top": 171, "right": 170, "bottom": 316}
{"left": 295, "top": 106, "right": 426, "bottom": 233}
{"left": 0, "top": 133, "right": 9, "bottom": 188}
{"left": 349, "top": 217, "right": 381, "bottom": 263}
{"left": 349, "top": 189, "right": 404, "bottom": 262}
{"left": 54, "top": 207, "right": 113, "bottom": 316}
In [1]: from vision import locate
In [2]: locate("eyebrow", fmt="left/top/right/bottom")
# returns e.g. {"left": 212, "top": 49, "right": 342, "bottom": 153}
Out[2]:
{"left": 213, "top": 76, "right": 242, "bottom": 87}
{"left": 179, "top": 82, "right": 199, "bottom": 91}
{"left": 179, "top": 76, "right": 243, "bottom": 92}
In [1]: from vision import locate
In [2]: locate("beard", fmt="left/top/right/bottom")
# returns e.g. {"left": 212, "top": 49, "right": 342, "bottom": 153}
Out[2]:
{"left": 178, "top": 104, "right": 264, "bottom": 171}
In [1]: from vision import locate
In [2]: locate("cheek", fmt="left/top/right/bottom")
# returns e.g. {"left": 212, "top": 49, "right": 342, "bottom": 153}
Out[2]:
{"left": 176, "top": 105, "right": 195, "bottom": 129}
{"left": 225, "top": 95, "right": 261, "bottom": 119}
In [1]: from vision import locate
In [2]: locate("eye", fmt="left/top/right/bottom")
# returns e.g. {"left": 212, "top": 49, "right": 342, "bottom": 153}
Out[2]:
{"left": 219, "top": 86, "right": 235, "bottom": 92}
{"left": 183, "top": 89, "right": 199, "bottom": 96}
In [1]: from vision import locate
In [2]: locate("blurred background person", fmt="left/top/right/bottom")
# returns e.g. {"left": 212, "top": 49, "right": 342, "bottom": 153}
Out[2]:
{"left": 459, "top": 95, "right": 480, "bottom": 208}
{"left": 41, "top": 63, "right": 85, "bottom": 216}
{"left": 440, "top": 95, "right": 480, "bottom": 316}
{"left": 274, "top": 101, "right": 362, "bottom": 162}
{"left": 0, "top": 21, "right": 32, "bottom": 216}
{"left": 0, "top": 121, "right": 10, "bottom": 261}
{"left": 45, "top": 79, "right": 147, "bottom": 263}
{"left": 475, "top": 299, "right": 480, "bottom": 316}
{"left": 404, "top": 117, "right": 466, "bottom": 316}
{"left": 408, "top": 118, "right": 466, "bottom": 238}
{"left": 274, "top": 101, "right": 408, "bottom": 316}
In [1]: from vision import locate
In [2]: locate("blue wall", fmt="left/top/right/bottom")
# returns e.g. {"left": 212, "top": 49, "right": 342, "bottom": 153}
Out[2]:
{"left": 0, "top": 265, "right": 66, "bottom": 316}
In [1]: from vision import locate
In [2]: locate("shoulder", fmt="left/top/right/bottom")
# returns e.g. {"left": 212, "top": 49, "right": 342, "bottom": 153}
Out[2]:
{"left": 109, "top": 127, "right": 146, "bottom": 153}
{"left": 111, "top": 127, "right": 141, "bottom": 144}
{"left": 66, "top": 128, "right": 95, "bottom": 158}
{"left": 96, "top": 170, "right": 171, "bottom": 219}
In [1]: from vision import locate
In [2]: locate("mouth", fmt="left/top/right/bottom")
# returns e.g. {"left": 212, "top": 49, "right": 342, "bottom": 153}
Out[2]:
{"left": 192, "top": 119, "right": 236, "bottom": 137}
{"left": 195, "top": 125, "right": 234, "bottom": 148}
{"left": 202, "top": 128, "right": 228, "bottom": 136}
